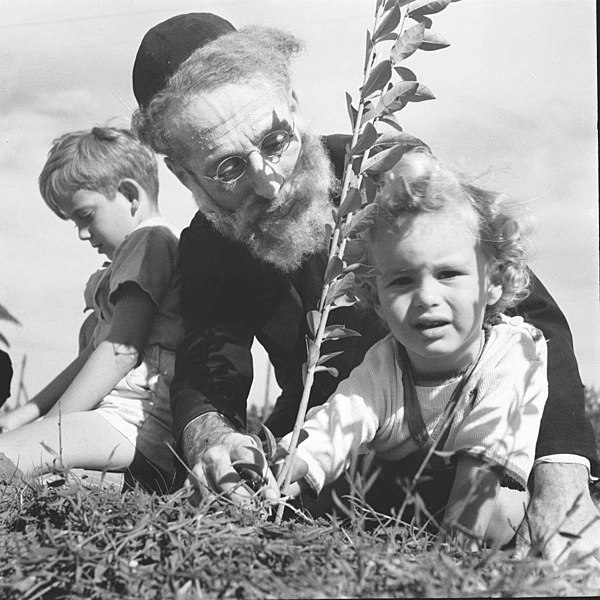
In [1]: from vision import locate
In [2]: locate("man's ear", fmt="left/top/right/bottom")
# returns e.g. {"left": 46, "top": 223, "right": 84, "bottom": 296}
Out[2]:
{"left": 118, "top": 179, "right": 141, "bottom": 214}
{"left": 165, "top": 157, "right": 194, "bottom": 191}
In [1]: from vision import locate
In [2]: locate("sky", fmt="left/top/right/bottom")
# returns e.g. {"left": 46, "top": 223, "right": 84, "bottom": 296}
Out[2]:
{"left": 0, "top": 0, "right": 598, "bottom": 409}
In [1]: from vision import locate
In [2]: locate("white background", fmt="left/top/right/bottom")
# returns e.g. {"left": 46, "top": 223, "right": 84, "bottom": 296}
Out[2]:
{"left": 1, "top": 0, "right": 597, "bottom": 409}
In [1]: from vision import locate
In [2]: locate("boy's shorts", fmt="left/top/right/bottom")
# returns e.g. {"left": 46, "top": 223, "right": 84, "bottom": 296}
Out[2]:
{"left": 94, "top": 344, "right": 176, "bottom": 489}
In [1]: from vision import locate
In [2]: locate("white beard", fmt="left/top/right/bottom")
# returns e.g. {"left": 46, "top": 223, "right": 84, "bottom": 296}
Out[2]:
{"left": 192, "top": 132, "right": 335, "bottom": 271}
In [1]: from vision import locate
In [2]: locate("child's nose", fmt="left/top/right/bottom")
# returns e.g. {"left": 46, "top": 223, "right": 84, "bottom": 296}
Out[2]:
{"left": 78, "top": 225, "right": 90, "bottom": 241}
{"left": 415, "top": 279, "right": 440, "bottom": 308}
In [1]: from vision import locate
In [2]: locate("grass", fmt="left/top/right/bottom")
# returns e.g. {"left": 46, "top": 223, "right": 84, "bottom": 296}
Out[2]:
{"left": 1, "top": 391, "right": 599, "bottom": 599}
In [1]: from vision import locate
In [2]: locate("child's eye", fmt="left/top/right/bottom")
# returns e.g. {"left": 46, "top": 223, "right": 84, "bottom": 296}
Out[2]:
{"left": 438, "top": 270, "right": 462, "bottom": 280}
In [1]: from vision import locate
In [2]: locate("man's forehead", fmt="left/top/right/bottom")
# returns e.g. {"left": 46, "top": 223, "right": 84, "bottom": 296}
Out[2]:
{"left": 181, "top": 83, "right": 292, "bottom": 145}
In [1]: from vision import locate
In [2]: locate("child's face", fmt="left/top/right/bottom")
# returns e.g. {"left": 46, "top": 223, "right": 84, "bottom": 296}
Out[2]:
{"left": 371, "top": 205, "right": 502, "bottom": 380}
{"left": 58, "top": 189, "right": 138, "bottom": 260}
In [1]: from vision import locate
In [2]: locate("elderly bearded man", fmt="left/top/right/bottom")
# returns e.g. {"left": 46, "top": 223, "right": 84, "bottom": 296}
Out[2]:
{"left": 132, "top": 13, "right": 600, "bottom": 562}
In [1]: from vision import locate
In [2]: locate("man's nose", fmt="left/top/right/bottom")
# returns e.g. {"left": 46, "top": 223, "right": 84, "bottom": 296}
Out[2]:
{"left": 245, "top": 152, "right": 284, "bottom": 200}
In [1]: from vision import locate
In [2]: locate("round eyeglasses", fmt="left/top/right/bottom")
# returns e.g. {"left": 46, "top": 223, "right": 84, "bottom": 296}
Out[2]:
{"left": 203, "top": 126, "right": 295, "bottom": 184}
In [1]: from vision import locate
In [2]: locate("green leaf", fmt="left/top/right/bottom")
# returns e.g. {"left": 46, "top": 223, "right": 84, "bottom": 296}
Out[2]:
{"left": 326, "top": 272, "right": 357, "bottom": 305}
{"left": 390, "top": 22, "right": 426, "bottom": 63}
{"left": 419, "top": 30, "right": 451, "bottom": 51}
{"left": 306, "top": 337, "right": 320, "bottom": 369}
{"left": 324, "top": 256, "right": 344, "bottom": 284}
{"left": 361, "top": 100, "right": 382, "bottom": 125}
{"left": 361, "top": 59, "right": 392, "bottom": 98}
{"left": 558, "top": 531, "right": 582, "bottom": 540}
{"left": 338, "top": 187, "right": 363, "bottom": 219}
{"left": 0, "top": 302, "right": 20, "bottom": 325}
{"left": 380, "top": 114, "right": 404, "bottom": 132}
{"left": 385, "top": 0, "right": 414, "bottom": 8}
{"left": 409, "top": 0, "right": 451, "bottom": 18}
{"left": 378, "top": 32, "right": 398, "bottom": 42}
{"left": 394, "top": 66, "right": 417, "bottom": 81}
{"left": 317, "top": 351, "right": 344, "bottom": 366}
{"left": 361, "top": 143, "right": 408, "bottom": 175}
{"left": 378, "top": 81, "right": 419, "bottom": 114}
{"left": 346, "top": 92, "right": 357, "bottom": 128}
{"left": 314, "top": 365, "right": 339, "bottom": 378}
{"left": 411, "top": 15, "right": 433, "bottom": 28}
{"left": 331, "top": 293, "right": 359, "bottom": 309}
{"left": 323, "top": 325, "right": 362, "bottom": 341}
{"left": 351, "top": 123, "right": 378, "bottom": 157}
{"left": 409, "top": 83, "right": 436, "bottom": 102}
{"left": 364, "top": 174, "right": 378, "bottom": 203}
{"left": 342, "top": 238, "right": 367, "bottom": 264}
{"left": 342, "top": 203, "right": 379, "bottom": 237}
{"left": 260, "top": 423, "right": 278, "bottom": 461}
{"left": 306, "top": 310, "right": 321, "bottom": 337}
{"left": 373, "top": 4, "right": 401, "bottom": 42}
{"left": 364, "top": 30, "right": 374, "bottom": 72}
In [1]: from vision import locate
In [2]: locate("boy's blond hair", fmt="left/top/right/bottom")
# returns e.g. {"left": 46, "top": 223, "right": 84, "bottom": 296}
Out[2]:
{"left": 39, "top": 127, "right": 159, "bottom": 218}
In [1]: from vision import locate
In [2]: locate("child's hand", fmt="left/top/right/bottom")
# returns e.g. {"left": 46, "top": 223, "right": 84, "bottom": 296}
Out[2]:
{"left": 0, "top": 403, "right": 41, "bottom": 433}
{"left": 0, "top": 410, "right": 24, "bottom": 433}
{"left": 270, "top": 451, "right": 310, "bottom": 498}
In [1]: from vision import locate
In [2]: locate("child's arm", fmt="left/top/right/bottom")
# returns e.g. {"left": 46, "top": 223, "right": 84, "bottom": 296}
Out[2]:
{"left": 45, "top": 282, "right": 156, "bottom": 417}
{"left": 443, "top": 455, "right": 501, "bottom": 546}
{"left": 0, "top": 344, "right": 93, "bottom": 431}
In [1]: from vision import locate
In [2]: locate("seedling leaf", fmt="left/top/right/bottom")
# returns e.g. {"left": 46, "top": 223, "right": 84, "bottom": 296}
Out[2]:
{"left": 391, "top": 22, "right": 426, "bottom": 63}
{"left": 409, "top": 0, "right": 451, "bottom": 18}
{"left": 361, "top": 59, "right": 392, "bottom": 98}
{"left": 373, "top": 4, "right": 401, "bottom": 42}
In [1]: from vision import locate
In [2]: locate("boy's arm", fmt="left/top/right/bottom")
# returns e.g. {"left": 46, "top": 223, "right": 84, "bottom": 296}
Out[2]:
{"left": 0, "top": 346, "right": 92, "bottom": 431}
{"left": 46, "top": 283, "right": 156, "bottom": 417}
{"left": 443, "top": 455, "right": 501, "bottom": 545}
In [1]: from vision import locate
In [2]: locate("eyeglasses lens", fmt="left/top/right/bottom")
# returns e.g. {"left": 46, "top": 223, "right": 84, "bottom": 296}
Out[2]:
{"left": 215, "top": 129, "right": 292, "bottom": 183}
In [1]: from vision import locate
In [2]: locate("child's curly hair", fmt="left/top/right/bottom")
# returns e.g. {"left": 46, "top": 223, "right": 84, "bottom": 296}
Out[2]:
{"left": 364, "top": 147, "right": 531, "bottom": 319}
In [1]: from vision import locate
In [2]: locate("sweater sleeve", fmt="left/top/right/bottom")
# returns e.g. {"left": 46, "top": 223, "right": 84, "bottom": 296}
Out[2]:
{"left": 280, "top": 337, "right": 396, "bottom": 494}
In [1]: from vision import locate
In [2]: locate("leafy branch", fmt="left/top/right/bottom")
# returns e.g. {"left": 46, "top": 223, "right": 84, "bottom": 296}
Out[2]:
{"left": 275, "top": 0, "right": 457, "bottom": 520}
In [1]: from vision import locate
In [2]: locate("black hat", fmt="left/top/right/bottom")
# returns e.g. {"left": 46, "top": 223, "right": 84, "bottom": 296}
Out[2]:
{"left": 133, "top": 12, "right": 236, "bottom": 109}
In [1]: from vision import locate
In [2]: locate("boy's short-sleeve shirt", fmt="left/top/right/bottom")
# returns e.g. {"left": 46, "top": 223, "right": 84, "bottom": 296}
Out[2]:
{"left": 284, "top": 316, "right": 548, "bottom": 495}
{"left": 83, "top": 218, "right": 183, "bottom": 352}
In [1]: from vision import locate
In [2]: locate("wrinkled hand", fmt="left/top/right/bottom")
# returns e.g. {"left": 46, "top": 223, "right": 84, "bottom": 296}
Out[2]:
{"left": 185, "top": 431, "right": 280, "bottom": 508}
{"left": 514, "top": 462, "right": 600, "bottom": 565}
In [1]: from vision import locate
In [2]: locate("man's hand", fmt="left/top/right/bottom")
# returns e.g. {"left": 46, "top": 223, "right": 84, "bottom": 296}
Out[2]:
{"left": 515, "top": 462, "right": 600, "bottom": 564}
{"left": 182, "top": 413, "right": 279, "bottom": 507}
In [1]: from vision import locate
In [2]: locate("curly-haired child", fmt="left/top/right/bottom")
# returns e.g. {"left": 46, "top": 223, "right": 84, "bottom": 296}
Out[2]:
{"left": 0, "top": 127, "right": 183, "bottom": 492}
{"left": 279, "top": 148, "right": 548, "bottom": 548}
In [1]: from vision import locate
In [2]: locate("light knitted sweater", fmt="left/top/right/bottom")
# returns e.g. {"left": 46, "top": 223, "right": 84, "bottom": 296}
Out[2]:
{"left": 282, "top": 315, "right": 548, "bottom": 494}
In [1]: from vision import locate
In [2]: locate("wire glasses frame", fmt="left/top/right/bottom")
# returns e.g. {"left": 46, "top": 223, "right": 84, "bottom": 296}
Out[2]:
{"left": 201, "top": 123, "right": 296, "bottom": 184}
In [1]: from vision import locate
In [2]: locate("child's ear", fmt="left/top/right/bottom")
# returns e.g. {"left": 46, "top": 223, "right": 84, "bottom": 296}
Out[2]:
{"left": 486, "top": 262, "right": 503, "bottom": 307}
{"left": 118, "top": 179, "right": 141, "bottom": 215}
{"left": 486, "top": 283, "right": 503, "bottom": 307}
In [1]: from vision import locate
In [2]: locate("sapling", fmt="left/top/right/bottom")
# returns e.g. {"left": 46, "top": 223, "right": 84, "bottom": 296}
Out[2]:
{"left": 271, "top": 0, "right": 457, "bottom": 522}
